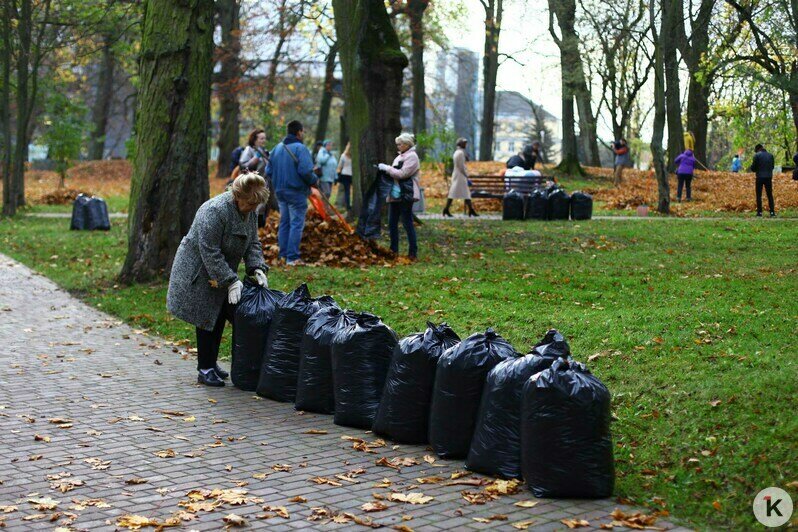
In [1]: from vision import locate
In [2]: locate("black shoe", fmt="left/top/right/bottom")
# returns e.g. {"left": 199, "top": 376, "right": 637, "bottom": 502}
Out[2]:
{"left": 198, "top": 369, "right": 225, "bottom": 387}
{"left": 756, "top": 212, "right": 763, "bottom": 217}
{"left": 214, "top": 364, "right": 229, "bottom": 380}
{"left": 468, "top": 210, "right": 479, "bottom": 217}
{"left": 442, "top": 209, "right": 453, "bottom": 218}
{"left": 770, "top": 212, "right": 776, "bottom": 218}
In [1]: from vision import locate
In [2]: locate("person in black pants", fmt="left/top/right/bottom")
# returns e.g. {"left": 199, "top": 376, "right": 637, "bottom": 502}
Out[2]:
{"left": 748, "top": 143, "right": 776, "bottom": 217}
{"left": 378, "top": 133, "right": 420, "bottom": 260}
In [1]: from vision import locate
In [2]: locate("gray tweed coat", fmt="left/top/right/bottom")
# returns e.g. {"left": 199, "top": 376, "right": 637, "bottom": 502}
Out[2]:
{"left": 167, "top": 191, "right": 268, "bottom": 331}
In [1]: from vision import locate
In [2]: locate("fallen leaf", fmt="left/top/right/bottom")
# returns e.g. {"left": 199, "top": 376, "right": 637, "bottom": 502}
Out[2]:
{"left": 561, "top": 518, "right": 590, "bottom": 528}
{"left": 393, "top": 525, "right": 415, "bottom": 532}
{"left": 514, "top": 500, "right": 539, "bottom": 508}
{"left": 0, "top": 506, "right": 17, "bottom": 513}
{"left": 712, "top": 501, "right": 722, "bottom": 511}
{"left": 288, "top": 496, "right": 307, "bottom": 503}
{"left": 423, "top": 455, "right": 435, "bottom": 464}
{"left": 33, "top": 434, "right": 51, "bottom": 443}
{"left": 27, "top": 454, "right": 43, "bottom": 461}
{"left": 450, "top": 470, "right": 469, "bottom": 479}
{"left": 415, "top": 476, "right": 445, "bottom": 484}
{"left": 388, "top": 492, "right": 433, "bottom": 505}
{"left": 125, "top": 478, "right": 148, "bottom": 485}
{"left": 512, "top": 520, "right": 536, "bottom": 530}
{"left": 84, "top": 458, "right": 110, "bottom": 470}
{"left": 222, "top": 513, "right": 247, "bottom": 526}
{"left": 445, "top": 478, "right": 487, "bottom": 487}
{"left": 305, "top": 429, "right": 328, "bottom": 435}
{"left": 484, "top": 478, "right": 521, "bottom": 496}
{"left": 272, "top": 463, "right": 292, "bottom": 472}
{"left": 28, "top": 497, "right": 59, "bottom": 510}
{"left": 361, "top": 501, "right": 389, "bottom": 512}
{"left": 473, "top": 514, "right": 508, "bottom": 523}
{"left": 262, "top": 505, "right": 289, "bottom": 519}
{"left": 461, "top": 490, "right": 496, "bottom": 504}
{"left": 252, "top": 473, "right": 269, "bottom": 480}
{"left": 310, "top": 476, "right": 343, "bottom": 487}
{"left": 208, "top": 280, "right": 219, "bottom": 289}
{"left": 154, "top": 449, "right": 175, "bottom": 458}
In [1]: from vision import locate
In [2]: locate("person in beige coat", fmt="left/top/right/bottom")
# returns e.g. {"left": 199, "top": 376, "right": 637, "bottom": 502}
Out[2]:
{"left": 443, "top": 138, "right": 478, "bottom": 217}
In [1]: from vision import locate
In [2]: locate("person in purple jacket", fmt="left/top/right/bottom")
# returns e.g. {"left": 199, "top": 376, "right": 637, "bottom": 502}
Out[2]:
{"left": 674, "top": 149, "right": 696, "bottom": 201}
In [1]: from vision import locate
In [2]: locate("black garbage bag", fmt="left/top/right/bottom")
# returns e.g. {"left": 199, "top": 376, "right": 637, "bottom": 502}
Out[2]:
{"left": 428, "top": 328, "right": 518, "bottom": 458}
{"left": 524, "top": 189, "right": 548, "bottom": 220}
{"left": 372, "top": 322, "right": 461, "bottom": 444}
{"left": 256, "top": 284, "right": 336, "bottom": 402}
{"left": 356, "top": 171, "right": 393, "bottom": 240}
{"left": 502, "top": 190, "right": 525, "bottom": 220}
{"left": 521, "top": 358, "right": 614, "bottom": 498}
{"left": 547, "top": 188, "right": 571, "bottom": 220}
{"left": 466, "top": 350, "right": 562, "bottom": 478}
{"left": 231, "top": 281, "right": 285, "bottom": 391}
{"left": 530, "top": 328, "right": 571, "bottom": 358}
{"left": 70, "top": 194, "right": 91, "bottom": 230}
{"left": 295, "top": 307, "right": 356, "bottom": 414}
{"left": 570, "top": 191, "right": 593, "bottom": 220}
{"left": 331, "top": 312, "right": 398, "bottom": 429}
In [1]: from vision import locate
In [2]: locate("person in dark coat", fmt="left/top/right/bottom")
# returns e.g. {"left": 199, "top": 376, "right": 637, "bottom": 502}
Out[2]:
{"left": 674, "top": 149, "right": 696, "bottom": 201}
{"left": 167, "top": 174, "right": 270, "bottom": 387}
{"left": 748, "top": 143, "right": 776, "bottom": 217}
{"left": 792, "top": 152, "right": 798, "bottom": 181}
{"left": 506, "top": 144, "right": 537, "bottom": 170}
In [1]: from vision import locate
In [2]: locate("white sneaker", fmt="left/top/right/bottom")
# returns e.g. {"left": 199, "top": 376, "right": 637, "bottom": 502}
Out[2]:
{"left": 286, "top": 259, "right": 306, "bottom": 267}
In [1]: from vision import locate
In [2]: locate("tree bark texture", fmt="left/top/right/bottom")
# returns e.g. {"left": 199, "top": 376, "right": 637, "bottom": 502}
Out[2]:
{"left": 662, "top": 0, "right": 683, "bottom": 171}
{"left": 408, "top": 0, "right": 429, "bottom": 137}
{"left": 12, "top": 0, "right": 33, "bottom": 209}
{"left": 89, "top": 35, "right": 116, "bottom": 160}
{"left": 120, "top": 0, "right": 215, "bottom": 283}
{"left": 215, "top": 0, "right": 241, "bottom": 178}
{"left": 650, "top": 2, "right": 669, "bottom": 214}
{"left": 314, "top": 42, "right": 338, "bottom": 143}
{"left": 332, "top": 0, "right": 408, "bottom": 217}
{"left": 478, "top": 0, "right": 502, "bottom": 161}
{"left": 1, "top": 0, "right": 14, "bottom": 216}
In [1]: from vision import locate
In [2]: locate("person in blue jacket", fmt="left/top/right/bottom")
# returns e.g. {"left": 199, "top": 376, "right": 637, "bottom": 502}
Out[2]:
{"left": 266, "top": 120, "right": 318, "bottom": 265}
{"left": 731, "top": 154, "right": 742, "bottom": 173}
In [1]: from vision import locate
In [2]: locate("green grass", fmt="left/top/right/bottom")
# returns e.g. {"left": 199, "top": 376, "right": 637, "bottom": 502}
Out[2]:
{"left": 0, "top": 214, "right": 796, "bottom": 529}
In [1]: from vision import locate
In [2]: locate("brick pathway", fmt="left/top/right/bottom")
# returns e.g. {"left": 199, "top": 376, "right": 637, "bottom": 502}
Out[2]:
{"left": 0, "top": 254, "right": 685, "bottom": 531}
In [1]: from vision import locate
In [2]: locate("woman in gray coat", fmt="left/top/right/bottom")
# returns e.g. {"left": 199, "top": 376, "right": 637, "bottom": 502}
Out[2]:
{"left": 167, "top": 174, "right": 270, "bottom": 387}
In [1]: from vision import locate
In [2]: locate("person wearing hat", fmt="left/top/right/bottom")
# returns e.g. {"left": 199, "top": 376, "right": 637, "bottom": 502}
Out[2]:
{"left": 748, "top": 143, "right": 776, "bottom": 217}
{"left": 315, "top": 139, "right": 338, "bottom": 198}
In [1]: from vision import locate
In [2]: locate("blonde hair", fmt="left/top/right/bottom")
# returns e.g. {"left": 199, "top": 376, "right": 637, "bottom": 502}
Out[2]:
{"left": 395, "top": 132, "right": 415, "bottom": 148}
{"left": 231, "top": 173, "right": 269, "bottom": 205}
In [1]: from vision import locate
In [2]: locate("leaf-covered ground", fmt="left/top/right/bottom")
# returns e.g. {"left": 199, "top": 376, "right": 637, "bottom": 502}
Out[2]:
{"left": 0, "top": 210, "right": 796, "bottom": 529}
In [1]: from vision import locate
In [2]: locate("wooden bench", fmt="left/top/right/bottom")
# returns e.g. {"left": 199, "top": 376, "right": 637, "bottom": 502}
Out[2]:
{"left": 467, "top": 174, "right": 548, "bottom": 199}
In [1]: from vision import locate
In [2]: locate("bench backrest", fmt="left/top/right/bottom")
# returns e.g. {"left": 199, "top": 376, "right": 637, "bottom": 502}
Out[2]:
{"left": 468, "top": 174, "right": 547, "bottom": 196}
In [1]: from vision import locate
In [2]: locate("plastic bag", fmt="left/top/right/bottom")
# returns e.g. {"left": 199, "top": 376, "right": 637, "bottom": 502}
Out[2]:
{"left": 295, "top": 307, "right": 355, "bottom": 414}
{"left": 570, "top": 191, "right": 593, "bottom": 220}
{"left": 70, "top": 195, "right": 110, "bottom": 231}
{"left": 70, "top": 194, "right": 90, "bottom": 230}
{"left": 331, "top": 312, "right": 398, "bottom": 429}
{"left": 502, "top": 190, "right": 525, "bottom": 220}
{"left": 530, "top": 328, "right": 571, "bottom": 358}
{"left": 428, "top": 328, "right": 518, "bottom": 458}
{"left": 256, "top": 284, "right": 336, "bottom": 402}
{"left": 466, "top": 344, "right": 564, "bottom": 478}
{"left": 524, "top": 189, "right": 547, "bottom": 220}
{"left": 372, "top": 322, "right": 461, "bottom": 444}
{"left": 231, "top": 281, "right": 285, "bottom": 391}
{"left": 521, "top": 358, "right": 614, "bottom": 498}
{"left": 547, "top": 188, "right": 571, "bottom": 220}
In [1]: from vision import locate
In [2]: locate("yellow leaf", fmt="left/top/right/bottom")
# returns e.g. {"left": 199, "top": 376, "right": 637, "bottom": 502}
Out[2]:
{"left": 512, "top": 520, "right": 536, "bottom": 530}
{"left": 154, "top": 449, "right": 175, "bottom": 458}
{"left": 712, "top": 500, "right": 722, "bottom": 511}
{"left": 305, "top": 429, "right": 328, "bottom": 434}
{"left": 388, "top": 492, "right": 433, "bottom": 505}
{"left": 415, "top": 476, "right": 444, "bottom": 484}
{"left": 223, "top": 513, "right": 247, "bottom": 526}
{"left": 514, "top": 500, "right": 539, "bottom": 508}
{"left": 361, "top": 501, "right": 389, "bottom": 512}
{"left": 288, "top": 496, "right": 307, "bottom": 503}
{"left": 27, "top": 497, "right": 59, "bottom": 510}
{"left": 561, "top": 518, "right": 590, "bottom": 528}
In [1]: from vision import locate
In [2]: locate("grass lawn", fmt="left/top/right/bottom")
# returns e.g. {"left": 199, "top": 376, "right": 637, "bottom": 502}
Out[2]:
{"left": 0, "top": 214, "right": 796, "bottom": 529}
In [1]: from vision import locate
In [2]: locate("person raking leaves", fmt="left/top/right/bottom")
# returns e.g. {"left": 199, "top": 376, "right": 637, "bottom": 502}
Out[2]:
{"left": 167, "top": 173, "right": 271, "bottom": 387}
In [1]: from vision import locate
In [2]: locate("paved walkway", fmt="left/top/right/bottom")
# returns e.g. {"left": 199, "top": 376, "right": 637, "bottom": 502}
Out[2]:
{"left": 0, "top": 254, "right": 684, "bottom": 531}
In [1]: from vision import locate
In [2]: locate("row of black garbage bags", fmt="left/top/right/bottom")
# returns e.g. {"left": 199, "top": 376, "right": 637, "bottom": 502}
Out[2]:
{"left": 232, "top": 281, "right": 614, "bottom": 499}
{"left": 503, "top": 186, "right": 593, "bottom": 221}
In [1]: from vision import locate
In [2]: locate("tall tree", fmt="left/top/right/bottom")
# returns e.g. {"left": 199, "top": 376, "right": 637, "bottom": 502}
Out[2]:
{"left": 1, "top": 0, "right": 13, "bottom": 216}
{"left": 725, "top": 0, "right": 798, "bottom": 155}
{"left": 215, "top": 0, "right": 241, "bottom": 178}
{"left": 478, "top": 0, "right": 502, "bottom": 161}
{"left": 88, "top": 33, "right": 115, "bottom": 160}
{"left": 407, "top": 0, "right": 429, "bottom": 138}
{"left": 314, "top": 41, "right": 338, "bottom": 143}
{"left": 662, "top": 0, "right": 683, "bottom": 170}
{"left": 548, "top": 0, "right": 584, "bottom": 174}
{"left": 120, "top": 0, "right": 215, "bottom": 283}
{"left": 650, "top": 0, "right": 670, "bottom": 213}
{"left": 332, "top": 0, "right": 408, "bottom": 216}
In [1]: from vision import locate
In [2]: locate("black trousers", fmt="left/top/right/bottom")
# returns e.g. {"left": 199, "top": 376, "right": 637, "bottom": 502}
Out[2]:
{"left": 676, "top": 173, "right": 693, "bottom": 200}
{"left": 196, "top": 300, "right": 235, "bottom": 370}
{"left": 755, "top": 177, "right": 775, "bottom": 214}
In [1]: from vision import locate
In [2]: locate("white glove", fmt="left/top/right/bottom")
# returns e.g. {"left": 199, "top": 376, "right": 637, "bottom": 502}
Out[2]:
{"left": 253, "top": 268, "right": 268, "bottom": 288}
{"left": 378, "top": 163, "right": 391, "bottom": 172}
{"left": 228, "top": 280, "right": 243, "bottom": 305}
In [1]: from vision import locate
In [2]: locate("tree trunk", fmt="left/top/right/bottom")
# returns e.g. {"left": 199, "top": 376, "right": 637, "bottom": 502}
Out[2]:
{"left": 89, "top": 35, "right": 116, "bottom": 160}
{"left": 332, "top": 0, "right": 408, "bottom": 217}
{"left": 478, "top": 0, "right": 502, "bottom": 161}
{"left": 408, "top": 0, "right": 429, "bottom": 138}
{"left": 650, "top": 1, "right": 669, "bottom": 214}
{"left": 662, "top": 0, "right": 683, "bottom": 171}
{"left": 12, "top": 0, "right": 33, "bottom": 209}
{"left": 314, "top": 42, "right": 338, "bottom": 143}
{"left": 790, "top": 91, "right": 798, "bottom": 153}
{"left": 215, "top": 0, "right": 241, "bottom": 178}
{"left": 1, "top": 0, "right": 14, "bottom": 217}
{"left": 120, "top": 0, "right": 215, "bottom": 283}
{"left": 686, "top": 77, "right": 711, "bottom": 166}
